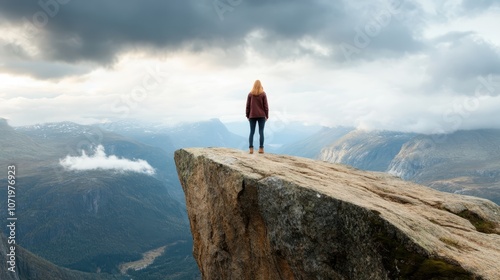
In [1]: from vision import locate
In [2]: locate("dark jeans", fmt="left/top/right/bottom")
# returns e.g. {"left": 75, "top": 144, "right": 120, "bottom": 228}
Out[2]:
{"left": 248, "top": 117, "right": 266, "bottom": 148}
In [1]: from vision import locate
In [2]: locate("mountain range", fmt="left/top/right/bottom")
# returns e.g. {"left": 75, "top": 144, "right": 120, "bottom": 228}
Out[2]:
{"left": 1, "top": 117, "right": 499, "bottom": 279}
{"left": 310, "top": 127, "right": 500, "bottom": 205}
{"left": 1, "top": 118, "right": 205, "bottom": 279}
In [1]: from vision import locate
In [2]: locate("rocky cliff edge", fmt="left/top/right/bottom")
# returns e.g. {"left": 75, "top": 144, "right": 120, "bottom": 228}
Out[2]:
{"left": 174, "top": 148, "right": 500, "bottom": 280}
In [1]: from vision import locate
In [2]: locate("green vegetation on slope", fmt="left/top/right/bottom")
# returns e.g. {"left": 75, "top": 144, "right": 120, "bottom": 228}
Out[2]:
{"left": 4, "top": 171, "right": 190, "bottom": 274}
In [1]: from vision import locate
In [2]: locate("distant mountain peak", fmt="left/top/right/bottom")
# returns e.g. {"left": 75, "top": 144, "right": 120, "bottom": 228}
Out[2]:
{"left": 15, "top": 121, "right": 102, "bottom": 140}
{"left": 0, "top": 118, "right": 11, "bottom": 129}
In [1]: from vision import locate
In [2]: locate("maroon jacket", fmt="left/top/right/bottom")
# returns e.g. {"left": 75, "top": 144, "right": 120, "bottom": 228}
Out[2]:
{"left": 246, "top": 92, "right": 269, "bottom": 119}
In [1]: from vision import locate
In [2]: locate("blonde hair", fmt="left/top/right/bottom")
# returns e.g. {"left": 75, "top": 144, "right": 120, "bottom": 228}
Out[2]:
{"left": 250, "top": 80, "right": 264, "bottom": 96}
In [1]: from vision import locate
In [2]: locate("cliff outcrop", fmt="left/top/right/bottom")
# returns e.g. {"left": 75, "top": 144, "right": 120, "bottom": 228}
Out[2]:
{"left": 174, "top": 148, "right": 500, "bottom": 280}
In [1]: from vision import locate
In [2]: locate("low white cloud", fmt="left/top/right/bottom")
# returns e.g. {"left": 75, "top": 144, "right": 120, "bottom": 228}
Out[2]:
{"left": 59, "top": 145, "right": 155, "bottom": 175}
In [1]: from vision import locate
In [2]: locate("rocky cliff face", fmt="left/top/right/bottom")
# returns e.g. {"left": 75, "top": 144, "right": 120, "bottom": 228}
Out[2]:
{"left": 175, "top": 148, "right": 500, "bottom": 280}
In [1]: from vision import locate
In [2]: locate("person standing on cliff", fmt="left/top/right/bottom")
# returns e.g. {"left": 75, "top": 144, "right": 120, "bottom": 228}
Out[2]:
{"left": 246, "top": 80, "right": 269, "bottom": 154}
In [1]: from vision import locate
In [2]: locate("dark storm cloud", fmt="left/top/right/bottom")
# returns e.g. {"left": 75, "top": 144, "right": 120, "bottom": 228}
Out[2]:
{"left": 0, "top": 58, "right": 92, "bottom": 80}
{"left": 0, "top": 0, "right": 329, "bottom": 63}
{"left": 1, "top": 0, "right": 222, "bottom": 64}
{"left": 222, "top": 0, "right": 425, "bottom": 63}
{"left": 0, "top": 0, "right": 423, "bottom": 68}
{"left": 0, "top": 39, "right": 91, "bottom": 79}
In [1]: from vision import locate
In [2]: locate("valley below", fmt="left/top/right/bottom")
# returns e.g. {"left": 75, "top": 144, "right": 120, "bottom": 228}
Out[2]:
{"left": 119, "top": 240, "right": 187, "bottom": 274}
{"left": 1, "top": 118, "right": 499, "bottom": 279}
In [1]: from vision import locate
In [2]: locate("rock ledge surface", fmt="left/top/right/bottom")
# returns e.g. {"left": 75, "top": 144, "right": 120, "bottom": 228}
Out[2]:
{"left": 174, "top": 148, "right": 500, "bottom": 280}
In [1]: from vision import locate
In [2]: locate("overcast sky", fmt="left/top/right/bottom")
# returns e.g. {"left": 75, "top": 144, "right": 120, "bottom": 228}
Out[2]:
{"left": 1, "top": 0, "right": 499, "bottom": 133}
